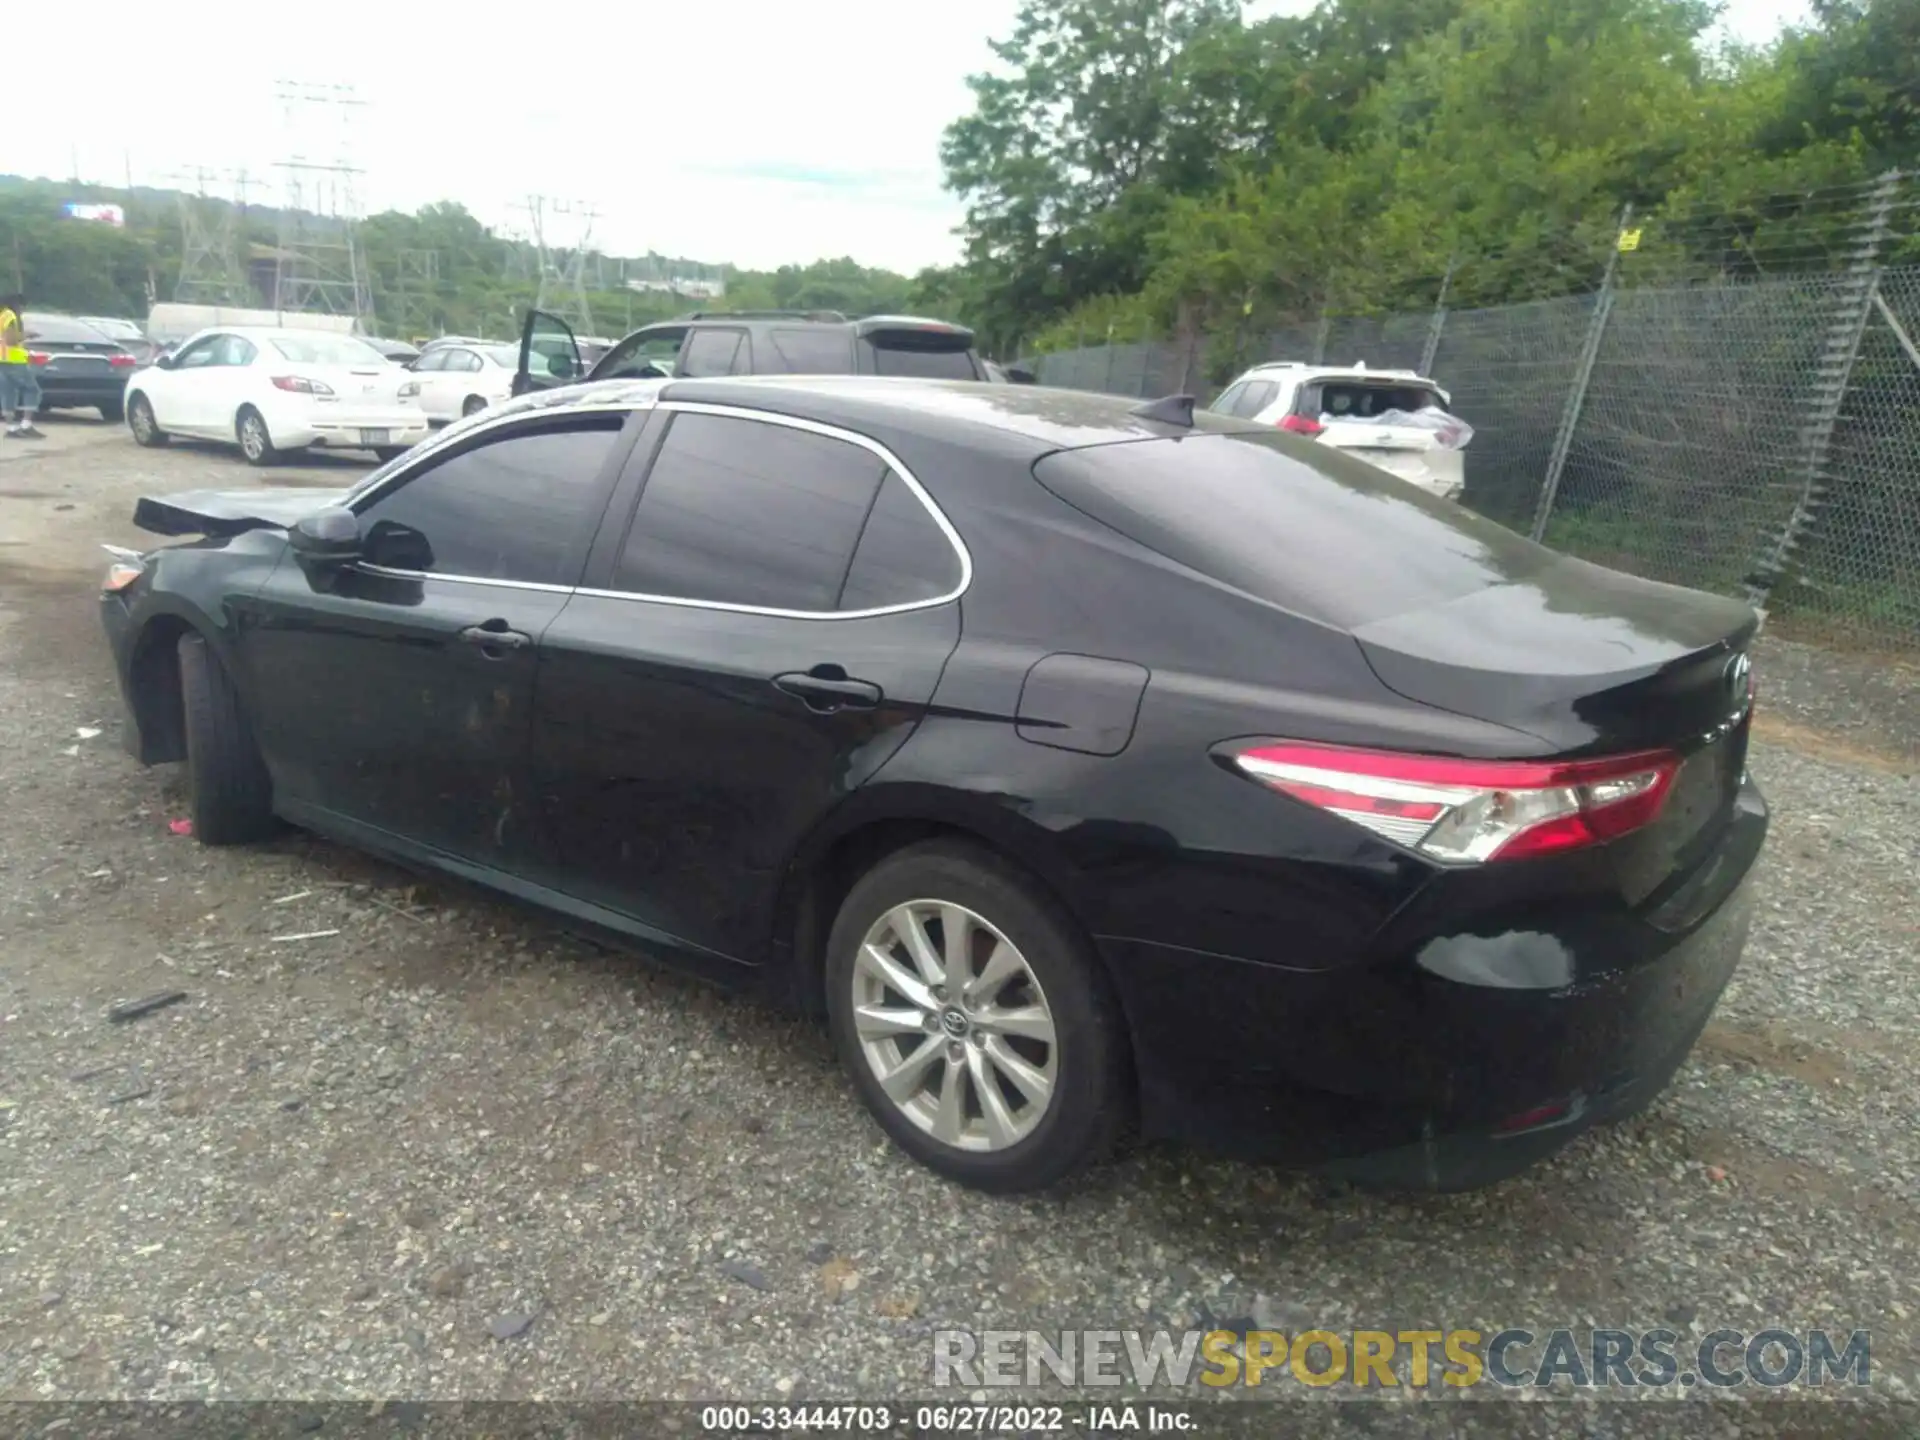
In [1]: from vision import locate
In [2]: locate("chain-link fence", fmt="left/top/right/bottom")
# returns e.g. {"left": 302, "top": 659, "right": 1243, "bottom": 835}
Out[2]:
{"left": 1028, "top": 176, "right": 1920, "bottom": 656}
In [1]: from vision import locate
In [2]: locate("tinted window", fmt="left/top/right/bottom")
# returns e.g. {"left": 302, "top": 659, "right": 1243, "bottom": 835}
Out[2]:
{"left": 869, "top": 342, "right": 977, "bottom": 379}
{"left": 614, "top": 412, "right": 886, "bottom": 611}
{"left": 357, "top": 419, "right": 624, "bottom": 587}
{"left": 679, "top": 329, "right": 744, "bottom": 378}
{"left": 1032, "top": 429, "right": 1555, "bottom": 630}
{"left": 1307, "top": 381, "right": 1446, "bottom": 418}
{"left": 769, "top": 327, "right": 855, "bottom": 374}
{"left": 596, "top": 328, "right": 687, "bottom": 379}
{"left": 838, "top": 471, "right": 961, "bottom": 611}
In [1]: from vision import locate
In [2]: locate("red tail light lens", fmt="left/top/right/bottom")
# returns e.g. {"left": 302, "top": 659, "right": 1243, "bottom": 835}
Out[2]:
{"left": 1228, "top": 742, "right": 1681, "bottom": 863}
{"left": 27, "top": 351, "right": 50, "bottom": 366}
{"left": 108, "top": 353, "right": 137, "bottom": 368}
{"left": 1279, "top": 414, "right": 1324, "bottom": 437}
{"left": 271, "top": 375, "right": 334, "bottom": 395}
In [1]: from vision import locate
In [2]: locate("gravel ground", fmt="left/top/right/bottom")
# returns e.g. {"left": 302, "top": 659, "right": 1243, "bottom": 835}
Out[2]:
{"left": 1, "top": 415, "right": 1916, "bottom": 1437}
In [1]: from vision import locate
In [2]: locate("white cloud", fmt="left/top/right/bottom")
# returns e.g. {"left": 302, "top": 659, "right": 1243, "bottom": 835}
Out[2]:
{"left": 16, "top": 0, "right": 1810, "bottom": 274}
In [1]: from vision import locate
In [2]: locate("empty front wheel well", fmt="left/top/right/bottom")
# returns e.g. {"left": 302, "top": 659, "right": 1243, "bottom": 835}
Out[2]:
{"left": 127, "top": 615, "right": 195, "bottom": 763}
{"left": 783, "top": 816, "right": 1089, "bottom": 1018}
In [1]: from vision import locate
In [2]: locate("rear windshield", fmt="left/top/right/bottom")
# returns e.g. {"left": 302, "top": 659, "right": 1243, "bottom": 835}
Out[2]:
{"left": 82, "top": 317, "right": 143, "bottom": 340}
{"left": 1308, "top": 380, "right": 1446, "bottom": 419}
{"left": 1032, "top": 430, "right": 1550, "bottom": 630}
{"left": 869, "top": 336, "right": 979, "bottom": 380}
{"left": 24, "top": 315, "right": 112, "bottom": 343}
{"left": 269, "top": 335, "right": 388, "bottom": 366}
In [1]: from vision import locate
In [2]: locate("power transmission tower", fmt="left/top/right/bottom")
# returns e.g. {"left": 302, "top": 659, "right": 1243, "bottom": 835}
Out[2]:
{"left": 386, "top": 248, "right": 441, "bottom": 337}
{"left": 271, "top": 81, "right": 371, "bottom": 323}
{"left": 167, "top": 167, "right": 254, "bottom": 305}
{"left": 518, "top": 196, "right": 599, "bottom": 335}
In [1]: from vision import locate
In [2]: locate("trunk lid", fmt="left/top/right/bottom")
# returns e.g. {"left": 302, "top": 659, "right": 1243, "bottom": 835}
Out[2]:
{"left": 1350, "top": 553, "right": 1758, "bottom": 754}
{"left": 133, "top": 487, "right": 353, "bottom": 538}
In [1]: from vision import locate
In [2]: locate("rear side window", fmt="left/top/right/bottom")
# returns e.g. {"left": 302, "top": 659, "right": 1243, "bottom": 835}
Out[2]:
{"left": 1032, "top": 430, "right": 1552, "bottom": 630}
{"left": 770, "top": 327, "right": 856, "bottom": 373}
{"left": 838, "top": 471, "right": 962, "bottom": 611}
{"left": 868, "top": 340, "right": 979, "bottom": 380}
{"left": 1306, "top": 381, "right": 1446, "bottom": 418}
{"left": 613, "top": 412, "right": 887, "bottom": 611}
{"left": 680, "top": 329, "right": 746, "bottom": 377}
{"left": 1209, "top": 382, "right": 1248, "bottom": 415}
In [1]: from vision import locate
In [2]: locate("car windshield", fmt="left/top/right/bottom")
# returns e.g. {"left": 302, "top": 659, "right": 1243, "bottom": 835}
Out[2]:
{"left": 269, "top": 335, "right": 388, "bottom": 366}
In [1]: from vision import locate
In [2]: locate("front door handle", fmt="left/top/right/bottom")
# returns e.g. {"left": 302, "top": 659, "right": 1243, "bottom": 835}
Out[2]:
{"left": 458, "top": 622, "right": 531, "bottom": 656}
{"left": 773, "top": 667, "right": 883, "bottom": 713}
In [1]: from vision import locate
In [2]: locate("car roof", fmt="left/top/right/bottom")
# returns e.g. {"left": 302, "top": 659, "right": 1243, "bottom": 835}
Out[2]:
{"left": 652, "top": 375, "right": 1261, "bottom": 456}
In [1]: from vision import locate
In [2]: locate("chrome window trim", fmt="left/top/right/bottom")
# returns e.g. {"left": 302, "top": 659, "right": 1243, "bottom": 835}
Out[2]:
{"left": 573, "top": 400, "right": 972, "bottom": 621}
{"left": 340, "top": 396, "right": 972, "bottom": 623}
{"left": 346, "top": 399, "right": 649, "bottom": 509}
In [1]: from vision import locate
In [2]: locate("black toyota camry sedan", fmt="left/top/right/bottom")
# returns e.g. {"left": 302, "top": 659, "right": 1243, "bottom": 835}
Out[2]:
{"left": 98, "top": 376, "right": 1767, "bottom": 1194}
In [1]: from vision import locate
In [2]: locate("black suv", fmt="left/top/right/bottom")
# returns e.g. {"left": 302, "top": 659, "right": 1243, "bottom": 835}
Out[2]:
{"left": 510, "top": 308, "right": 996, "bottom": 397}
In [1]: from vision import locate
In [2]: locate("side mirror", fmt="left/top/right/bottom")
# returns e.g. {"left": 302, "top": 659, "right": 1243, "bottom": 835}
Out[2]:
{"left": 1006, "top": 364, "right": 1037, "bottom": 385}
{"left": 153, "top": 352, "right": 176, "bottom": 370}
{"left": 288, "top": 506, "right": 361, "bottom": 569}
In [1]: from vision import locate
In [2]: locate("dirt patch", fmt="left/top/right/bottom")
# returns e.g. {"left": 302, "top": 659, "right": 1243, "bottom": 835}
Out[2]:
{"left": 1752, "top": 711, "right": 1915, "bottom": 776}
{"left": 1696, "top": 1020, "right": 1854, "bottom": 1089}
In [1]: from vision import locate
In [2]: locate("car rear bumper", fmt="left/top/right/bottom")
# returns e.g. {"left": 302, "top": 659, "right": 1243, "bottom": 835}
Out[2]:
{"left": 36, "top": 373, "right": 130, "bottom": 407}
{"left": 271, "top": 411, "right": 431, "bottom": 450}
{"left": 1103, "top": 775, "right": 1768, "bottom": 1189}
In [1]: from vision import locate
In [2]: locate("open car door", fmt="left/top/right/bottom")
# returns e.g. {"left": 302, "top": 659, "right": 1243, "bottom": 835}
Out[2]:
{"left": 512, "top": 310, "right": 584, "bottom": 398}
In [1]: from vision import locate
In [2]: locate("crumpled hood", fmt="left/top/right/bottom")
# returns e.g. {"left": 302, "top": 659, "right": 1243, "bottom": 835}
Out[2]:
{"left": 132, "top": 488, "right": 354, "bottom": 538}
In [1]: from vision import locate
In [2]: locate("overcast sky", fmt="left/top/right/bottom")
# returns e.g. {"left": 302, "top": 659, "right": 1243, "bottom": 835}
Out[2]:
{"left": 21, "top": 0, "right": 1810, "bottom": 274}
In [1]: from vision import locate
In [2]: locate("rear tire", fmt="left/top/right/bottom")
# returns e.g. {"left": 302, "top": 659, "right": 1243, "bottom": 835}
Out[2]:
{"left": 237, "top": 406, "right": 279, "bottom": 466}
{"left": 461, "top": 395, "right": 487, "bottom": 418}
{"left": 825, "top": 840, "right": 1130, "bottom": 1193}
{"left": 128, "top": 392, "right": 167, "bottom": 447}
{"left": 177, "top": 632, "right": 277, "bottom": 846}
{"left": 99, "top": 398, "right": 125, "bottom": 423}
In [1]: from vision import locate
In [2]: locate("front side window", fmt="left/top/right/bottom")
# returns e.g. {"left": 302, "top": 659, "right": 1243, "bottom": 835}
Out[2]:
{"left": 173, "top": 336, "right": 223, "bottom": 370}
{"left": 354, "top": 417, "right": 625, "bottom": 587}
{"left": 612, "top": 412, "right": 888, "bottom": 611}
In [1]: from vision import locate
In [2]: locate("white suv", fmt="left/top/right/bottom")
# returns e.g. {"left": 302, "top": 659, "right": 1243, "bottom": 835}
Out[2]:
{"left": 1209, "top": 362, "right": 1470, "bottom": 501}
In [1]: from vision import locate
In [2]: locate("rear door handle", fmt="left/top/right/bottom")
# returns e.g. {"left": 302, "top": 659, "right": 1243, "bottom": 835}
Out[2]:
{"left": 458, "top": 623, "right": 531, "bottom": 655}
{"left": 773, "top": 669, "right": 883, "bottom": 713}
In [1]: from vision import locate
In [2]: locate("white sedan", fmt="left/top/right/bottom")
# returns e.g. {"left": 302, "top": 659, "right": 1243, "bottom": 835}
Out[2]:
{"left": 399, "top": 341, "right": 523, "bottom": 423}
{"left": 125, "top": 327, "right": 431, "bottom": 466}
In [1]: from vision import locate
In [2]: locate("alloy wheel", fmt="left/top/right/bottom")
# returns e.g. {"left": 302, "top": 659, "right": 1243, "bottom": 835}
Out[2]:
{"left": 241, "top": 414, "right": 266, "bottom": 460}
{"left": 850, "top": 900, "right": 1058, "bottom": 1152}
{"left": 130, "top": 400, "right": 153, "bottom": 442}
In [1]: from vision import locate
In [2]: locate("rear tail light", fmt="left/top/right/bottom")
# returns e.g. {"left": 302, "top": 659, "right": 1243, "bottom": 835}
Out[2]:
{"left": 271, "top": 375, "right": 334, "bottom": 395}
{"left": 109, "top": 353, "right": 137, "bottom": 369}
{"left": 1278, "top": 414, "right": 1323, "bottom": 437}
{"left": 27, "top": 351, "right": 50, "bottom": 366}
{"left": 1226, "top": 742, "right": 1681, "bottom": 863}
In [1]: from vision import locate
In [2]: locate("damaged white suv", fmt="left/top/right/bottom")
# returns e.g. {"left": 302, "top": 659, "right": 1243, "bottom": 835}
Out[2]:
{"left": 1208, "top": 361, "right": 1472, "bottom": 501}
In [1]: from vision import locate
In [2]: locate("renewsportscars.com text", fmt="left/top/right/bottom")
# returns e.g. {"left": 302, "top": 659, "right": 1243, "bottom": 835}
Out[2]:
{"left": 933, "top": 1327, "right": 1871, "bottom": 1391}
